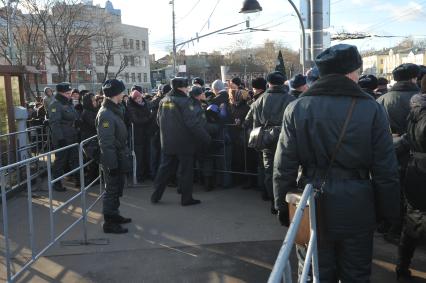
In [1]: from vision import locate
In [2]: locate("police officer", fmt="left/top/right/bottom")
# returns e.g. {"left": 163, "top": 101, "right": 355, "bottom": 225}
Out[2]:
{"left": 289, "top": 74, "right": 308, "bottom": 98}
{"left": 377, "top": 63, "right": 420, "bottom": 244}
{"left": 151, "top": 77, "right": 211, "bottom": 206}
{"left": 96, "top": 79, "right": 132, "bottom": 234}
{"left": 48, "top": 82, "right": 79, "bottom": 192}
{"left": 377, "top": 63, "right": 420, "bottom": 135}
{"left": 251, "top": 71, "right": 296, "bottom": 214}
{"left": 274, "top": 44, "right": 400, "bottom": 281}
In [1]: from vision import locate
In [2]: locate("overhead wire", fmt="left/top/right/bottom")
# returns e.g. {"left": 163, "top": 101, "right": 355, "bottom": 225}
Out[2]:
{"left": 176, "top": 0, "right": 202, "bottom": 24}
{"left": 198, "top": 0, "right": 221, "bottom": 33}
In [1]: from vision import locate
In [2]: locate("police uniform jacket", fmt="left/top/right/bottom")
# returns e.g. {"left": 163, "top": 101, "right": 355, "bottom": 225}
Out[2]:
{"left": 48, "top": 93, "right": 79, "bottom": 146}
{"left": 376, "top": 81, "right": 419, "bottom": 135}
{"left": 251, "top": 85, "right": 296, "bottom": 128}
{"left": 96, "top": 98, "right": 130, "bottom": 172}
{"left": 273, "top": 74, "right": 401, "bottom": 237}
{"left": 157, "top": 89, "right": 211, "bottom": 155}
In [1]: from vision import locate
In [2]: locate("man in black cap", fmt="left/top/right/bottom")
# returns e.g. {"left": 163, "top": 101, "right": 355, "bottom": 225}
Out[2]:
{"left": 377, "top": 63, "right": 420, "bottom": 135}
{"left": 192, "top": 77, "right": 205, "bottom": 88}
{"left": 358, "top": 74, "right": 379, "bottom": 99}
{"left": 290, "top": 74, "right": 308, "bottom": 98}
{"left": 273, "top": 44, "right": 400, "bottom": 282}
{"left": 96, "top": 79, "right": 132, "bottom": 234}
{"left": 151, "top": 77, "right": 211, "bottom": 206}
{"left": 48, "top": 82, "right": 79, "bottom": 192}
{"left": 375, "top": 77, "right": 389, "bottom": 97}
{"left": 251, "top": 71, "right": 296, "bottom": 214}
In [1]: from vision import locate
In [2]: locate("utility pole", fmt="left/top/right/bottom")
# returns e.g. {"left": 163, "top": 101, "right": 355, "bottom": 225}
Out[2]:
{"left": 171, "top": 0, "right": 177, "bottom": 76}
{"left": 310, "top": 0, "right": 323, "bottom": 61}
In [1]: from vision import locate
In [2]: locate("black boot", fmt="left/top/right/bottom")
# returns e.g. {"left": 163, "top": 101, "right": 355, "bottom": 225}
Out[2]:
{"left": 106, "top": 214, "right": 132, "bottom": 224}
{"left": 103, "top": 222, "right": 128, "bottom": 234}
{"left": 270, "top": 200, "right": 278, "bottom": 215}
{"left": 396, "top": 265, "right": 412, "bottom": 280}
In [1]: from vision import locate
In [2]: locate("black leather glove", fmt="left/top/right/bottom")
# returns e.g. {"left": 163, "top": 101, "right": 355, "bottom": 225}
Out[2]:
{"left": 58, "top": 139, "right": 67, "bottom": 148}
{"left": 109, "top": 168, "right": 120, "bottom": 176}
{"left": 278, "top": 209, "right": 290, "bottom": 227}
{"left": 43, "top": 119, "right": 49, "bottom": 126}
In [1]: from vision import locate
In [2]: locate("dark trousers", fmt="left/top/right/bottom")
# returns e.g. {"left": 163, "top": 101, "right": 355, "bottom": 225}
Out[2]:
{"left": 150, "top": 131, "right": 161, "bottom": 179}
{"left": 52, "top": 143, "right": 78, "bottom": 188}
{"left": 263, "top": 148, "right": 276, "bottom": 199}
{"left": 310, "top": 232, "right": 374, "bottom": 283}
{"left": 134, "top": 139, "right": 150, "bottom": 180}
{"left": 103, "top": 170, "right": 125, "bottom": 216}
{"left": 152, "top": 153, "right": 194, "bottom": 203}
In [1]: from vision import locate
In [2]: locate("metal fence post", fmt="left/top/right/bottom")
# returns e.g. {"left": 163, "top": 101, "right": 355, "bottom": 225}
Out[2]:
{"left": 47, "top": 154, "right": 55, "bottom": 242}
{"left": 309, "top": 192, "right": 320, "bottom": 282}
{"left": 26, "top": 163, "right": 35, "bottom": 259}
{"left": 1, "top": 169, "right": 12, "bottom": 282}
{"left": 79, "top": 142, "right": 88, "bottom": 244}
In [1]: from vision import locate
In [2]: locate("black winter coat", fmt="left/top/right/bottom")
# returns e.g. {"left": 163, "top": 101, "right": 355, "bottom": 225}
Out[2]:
{"left": 96, "top": 98, "right": 130, "bottom": 172}
{"left": 273, "top": 74, "right": 401, "bottom": 237}
{"left": 126, "top": 97, "right": 152, "bottom": 145}
{"left": 376, "top": 81, "right": 419, "bottom": 135}
{"left": 210, "top": 90, "right": 229, "bottom": 107}
{"left": 251, "top": 85, "right": 296, "bottom": 128}
{"left": 157, "top": 89, "right": 211, "bottom": 155}
{"left": 80, "top": 105, "right": 98, "bottom": 141}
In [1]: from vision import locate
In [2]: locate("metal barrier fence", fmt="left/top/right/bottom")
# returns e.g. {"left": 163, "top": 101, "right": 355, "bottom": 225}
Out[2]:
{"left": 0, "top": 126, "right": 50, "bottom": 194}
{"left": 0, "top": 135, "right": 106, "bottom": 283}
{"left": 268, "top": 184, "right": 320, "bottom": 283}
{"left": 196, "top": 124, "right": 258, "bottom": 177}
{"left": 130, "top": 123, "right": 137, "bottom": 186}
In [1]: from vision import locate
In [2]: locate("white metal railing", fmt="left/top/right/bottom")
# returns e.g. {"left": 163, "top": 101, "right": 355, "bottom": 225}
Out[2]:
{"left": 0, "top": 125, "right": 50, "bottom": 194}
{"left": 0, "top": 136, "right": 105, "bottom": 283}
{"left": 268, "top": 184, "right": 320, "bottom": 283}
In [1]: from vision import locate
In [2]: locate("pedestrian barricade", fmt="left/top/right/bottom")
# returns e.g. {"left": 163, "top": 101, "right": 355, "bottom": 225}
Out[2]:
{"left": 268, "top": 184, "right": 320, "bottom": 283}
{"left": 129, "top": 123, "right": 137, "bottom": 186}
{"left": 196, "top": 124, "right": 258, "bottom": 176}
{"left": 0, "top": 126, "right": 50, "bottom": 194}
{"left": 0, "top": 135, "right": 107, "bottom": 283}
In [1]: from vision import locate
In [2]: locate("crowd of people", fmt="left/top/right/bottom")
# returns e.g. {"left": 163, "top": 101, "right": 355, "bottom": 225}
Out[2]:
{"left": 27, "top": 42, "right": 426, "bottom": 282}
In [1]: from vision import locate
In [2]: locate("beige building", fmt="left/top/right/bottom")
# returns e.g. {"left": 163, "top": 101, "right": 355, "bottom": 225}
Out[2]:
{"left": 363, "top": 48, "right": 425, "bottom": 81}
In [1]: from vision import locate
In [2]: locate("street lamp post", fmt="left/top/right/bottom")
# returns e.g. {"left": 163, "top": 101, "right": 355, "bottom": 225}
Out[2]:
{"left": 170, "top": 0, "right": 177, "bottom": 76}
{"left": 240, "top": 0, "right": 306, "bottom": 73}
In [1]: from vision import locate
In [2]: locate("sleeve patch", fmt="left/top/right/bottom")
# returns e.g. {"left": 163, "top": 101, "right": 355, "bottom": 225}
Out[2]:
{"left": 102, "top": 121, "right": 110, "bottom": 128}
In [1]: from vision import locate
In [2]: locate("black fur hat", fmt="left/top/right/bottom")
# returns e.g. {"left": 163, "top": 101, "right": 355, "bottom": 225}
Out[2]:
{"left": 102, "top": 79, "right": 126, "bottom": 97}
{"left": 192, "top": 77, "right": 205, "bottom": 86}
{"left": 131, "top": 85, "right": 143, "bottom": 93}
{"left": 315, "top": 44, "right": 362, "bottom": 76}
{"left": 251, "top": 77, "right": 267, "bottom": 90}
{"left": 290, "top": 74, "right": 307, "bottom": 89}
{"left": 392, "top": 63, "right": 420, "bottom": 81}
{"left": 267, "top": 71, "right": 286, "bottom": 85}
{"left": 171, "top": 77, "right": 189, "bottom": 89}
{"left": 56, "top": 82, "right": 72, "bottom": 93}
{"left": 358, "top": 75, "right": 378, "bottom": 91}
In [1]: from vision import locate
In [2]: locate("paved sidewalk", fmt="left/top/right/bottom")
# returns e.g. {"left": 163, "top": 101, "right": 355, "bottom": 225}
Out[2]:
{"left": 1, "top": 181, "right": 425, "bottom": 282}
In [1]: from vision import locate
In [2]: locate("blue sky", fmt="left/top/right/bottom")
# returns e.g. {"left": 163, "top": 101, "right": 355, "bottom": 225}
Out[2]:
{"left": 92, "top": 0, "right": 426, "bottom": 57}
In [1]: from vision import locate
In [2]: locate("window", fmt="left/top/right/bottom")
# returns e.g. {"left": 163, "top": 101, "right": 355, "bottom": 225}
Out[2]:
{"left": 52, "top": 73, "right": 61, "bottom": 84}
{"left": 108, "top": 54, "right": 115, "bottom": 66}
{"left": 123, "top": 56, "right": 129, "bottom": 66}
{"left": 125, "top": 72, "right": 129, "bottom": 83}
{"left": 142, "top": 40, "right": 146, "bottom": 51}
{"left": 108, "top": 72, "right": 115, "bottom": 79}
{"left": 143, "top": 73, "right": 147, "bottom": 83}
{"left": 50, "top": 54, "right": 56, "bottom": 65}
{"left": 135, "top": 56, "right": 139, "bottom": 66}
{"left": 97, "top": 73, "right": 105, "bottom": 83}
{"left": 129, "top": 39, "right": 134, "bottom": 49}
{"left": 131, "top": 73, "right": 136, "bottom": 83}
{"left": 96, "top": 53, "right": 104, "bottom": 66}
{"left": 380, "top": 59, "right": 384, "bottom": 64}
{"left": 130, "top": 56, "right": 135, "bottom": 66}
{"left": 123, "top": 38, "right": 128, "bottom": 49}
{"left": 137, "top": 73, "right": 142, "bottom": 82}
{"left": 142, "top": 56, "right": 146, "bottom": 67}
{"left": 136, "top": 40, "right": 140, "bottom": 50}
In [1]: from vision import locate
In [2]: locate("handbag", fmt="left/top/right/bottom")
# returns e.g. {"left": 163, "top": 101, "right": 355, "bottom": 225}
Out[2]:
{"left": 288, "top": 98, "right": 357, "bottom": 246}
{"left": 248, "top": 121, "right": 281, "bottom": 150}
